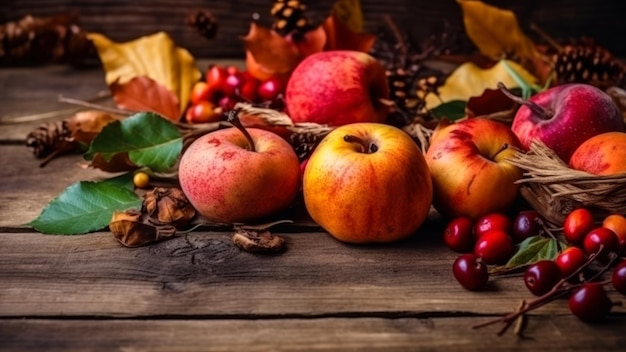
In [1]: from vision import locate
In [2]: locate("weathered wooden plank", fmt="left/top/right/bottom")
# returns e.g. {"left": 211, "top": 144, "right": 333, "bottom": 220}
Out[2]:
{"left": 2, "top": 230, "right": 624, "bottom": 318}
{"left": 1, "top": 316, "right": 626, "bottom": 352}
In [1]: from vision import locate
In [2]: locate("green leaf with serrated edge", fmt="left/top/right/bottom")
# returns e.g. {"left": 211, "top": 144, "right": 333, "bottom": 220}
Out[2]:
{"left": 84, "top": 112, "right": 182, "bottom": 172}
{"left": 27, "top": 180, "right": 142, "bottom": 235}
{"left": 505, "top": 236, "right": 563, "bottom": 268}
{"left": 431, "top": 100, "right": 467, "bottom": 121}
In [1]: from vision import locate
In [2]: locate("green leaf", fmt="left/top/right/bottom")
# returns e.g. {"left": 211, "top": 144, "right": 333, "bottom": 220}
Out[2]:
{"left": 505, "top": 236, "right": 564, "bottom": 269}
{"left": 27, "top": 179, "right": 142, "bottom": 235}
{"left": 431, "top": 100, "right": 467, "bottom": 121}
{"left": 84, "top": 112, "right": 182, "bottom": 172}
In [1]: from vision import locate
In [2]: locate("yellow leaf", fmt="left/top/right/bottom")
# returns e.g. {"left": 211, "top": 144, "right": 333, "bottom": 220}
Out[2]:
{"left": 425, "top": 60, "right": 537, "bottom": 109}
{"left": 458, "top": 0, "right": 537, "bottom": 61}
{"left": 87, "top": 31, "right": 201, "bottom": 112}
{"left": 332, "top": 0, "right": 364, "bottom": 33}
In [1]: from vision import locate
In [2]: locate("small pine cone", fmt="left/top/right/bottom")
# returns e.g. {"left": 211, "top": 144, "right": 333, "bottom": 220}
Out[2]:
{"left": 386, "top": 67, "right": 411, "bottom": 109}
{"left": 553, "top": 45, "right": 625, "bottom": 89}
{"left": 289, "top": 131, "right": 327, "bottom": 161}
{"left": 270, "top": 0, "right": 311, "bottom": 35}
{"left": 25, "top": 120, "right": 73, "bottom": 158}
{"left": 185, "top": 9, "right": 219, "bottom": 40}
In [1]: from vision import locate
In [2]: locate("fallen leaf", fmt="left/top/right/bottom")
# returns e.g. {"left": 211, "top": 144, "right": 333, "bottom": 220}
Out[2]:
{"left": 457, "top": 0, "right": 538, "bottom": 62}
{"left": 87, "top": 31, "right": 201, "bottom": 113}
{"left": 466, "top": 88, "right": 516, "bottom": 117}
{"left": 425, "top": 60, "right": 537, "bottom": 109}
{"left": 241, "top": 22, "right": 302, "bottom": 76}
{"left": 332, "top": 0, "right": 365, "bottom": 33}
{"left": 110, "top": 76, "right": 181, "bottom": 121}
{"left": 67, "top": 110, "right": 123, "bottom": 145}
{"left": 322, "top": 12, "right": 375, "bottom": 52}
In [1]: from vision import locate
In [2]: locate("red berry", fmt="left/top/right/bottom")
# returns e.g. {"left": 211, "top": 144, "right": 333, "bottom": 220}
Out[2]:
{"left": 443, "top": 217, "right": 475, "bottom": 253}
{"left": 583, "top": 227, "right": 620, "bottom": 261}
{"left": 612, "top": 260, "right": 626, "bottom": 295}
{"left": 563, "top": 208, "right": 595, "bottom": 245}
{"left": 205, "top": 65, "right": 229, "bottom": 98}
{"left": 474, "top": 213, "right": 512, "bottom": 238}
{"left": 568, "top": 283, "right": 613, "bottom": 322}
{"left": 239, "top": 72, "right": 260, "bottom": 102}
{"left": 452, "top": 254, "right": 489, "bottom": 291}
{"left": 190, "top": 81, "right": 211, "bottom": 105}
{"left": 554, "top": 246, "right": 587, "bottom": 278}
{"left": 474, "top": 230, "right": 514, "bottom": 265}
{"left": 223, "top": 72, "right": 244, "bottom": 97}
{"left": 523, "top": 260, "right": 562, "bottom": 296}
{"left": 512, "top": 210, "right": 544, "bottom": 242}
{"left": 185, "top": 101, "right": 221, "bottom": 124}
{"left": 257, "top": 76, "right": 284, "bottom": 101}
{"left": 218, "top": 95, "right": 239, "bottom": 111}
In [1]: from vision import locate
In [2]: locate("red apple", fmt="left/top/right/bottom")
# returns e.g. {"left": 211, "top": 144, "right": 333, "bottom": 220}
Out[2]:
{"left": 285, "top": 50, "right": 390, "bottom": 126}
{"left": 569, "top": 132, "right": 626, "bottom": 175}
{"left": 425, "top": 118, "right": 523, "bottom": 219}
{"left": 178, "top": 116, "right": 301, "bottom": 223}
{"left": 302, "top": 123, "right": 433, "bottom": 243}
{"left": 509, "top": 83, "right": 623, "bottom": 163}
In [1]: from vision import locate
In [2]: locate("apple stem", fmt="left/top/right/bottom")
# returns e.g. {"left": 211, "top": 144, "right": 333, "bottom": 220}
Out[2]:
{"left": 343, "top": 134, "right": 378, "bottom": 154}
{"left": 490, "top": 143, "right": 509, "bottom": 160}
{"left": 227, "top": 109, "right": 256, "bottom": 152}
{"left": 497, "top": 82, "right": 553, "bottom": 120}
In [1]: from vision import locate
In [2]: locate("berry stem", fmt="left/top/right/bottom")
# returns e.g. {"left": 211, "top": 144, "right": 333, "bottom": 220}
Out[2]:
{"left": 497, "top": 82, "right": 553, "bottom": 120}
{"left": 473, "top": 246, "right": 610, "bottom": 335}
{"left": 227, "top": 109, "right": 256, "bottom": 152}
{"left": 343, "top": 134, "right": 378, "bottom": 154}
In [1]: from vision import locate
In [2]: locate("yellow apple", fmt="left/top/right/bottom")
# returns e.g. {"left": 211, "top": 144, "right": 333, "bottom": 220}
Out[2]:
{"left": 303, "top": 123, "right": 433, "bottom": 244}
{"left": 425, "top": 118, "right": 523, "bottom": 219}
{"left": 569, "top": 131, "right": 626, "bottom": 175}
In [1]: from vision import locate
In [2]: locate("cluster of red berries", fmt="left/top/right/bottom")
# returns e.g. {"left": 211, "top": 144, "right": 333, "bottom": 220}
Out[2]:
{"left": 445, "top": 208, "right": 626, "bottom": 325}
{"left": 185, "top": 64, "right": 285, "bottom": 124}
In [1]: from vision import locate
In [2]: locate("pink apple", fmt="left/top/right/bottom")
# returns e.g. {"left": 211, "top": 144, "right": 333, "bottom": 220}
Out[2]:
{"left": 509, "top": 83, "right": 623, "bottom": 163}
{"left": 178, "top": 119, "right": 301, "bottom": 223}
{"left": 285, "top": 50, "right": 390, "bottom": 126}
{"left": 425, "top": 118, "right": 523, "bottom": 219}
{"left": 569, "top": 131, "right": 626, "bottom": 175}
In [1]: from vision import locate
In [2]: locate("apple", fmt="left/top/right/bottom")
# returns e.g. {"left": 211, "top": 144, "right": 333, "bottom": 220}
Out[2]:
{"left": 507, "top": 83, "right": 623, "bottom": 163}
{"left": 569, "top": 132, "right": 626, "bottom": 175}
{"left": 425, "top": 118, "right": 523, "bottom": 219}
{"left": 178, "top": 113, "right": 301, "bottom": 223}
{"left": 285, "top": 50, "right": 390, "bottom": 126}
{"left": 302, "top": 123, "right": 433, "bottom": 244}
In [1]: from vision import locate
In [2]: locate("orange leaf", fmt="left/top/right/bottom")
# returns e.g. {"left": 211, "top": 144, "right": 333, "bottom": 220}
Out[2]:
{"left": 110, "top": 76, "right": 181, "bottom": 121}
{"left": 241, "top": 22, "right": 302, "bottom": 76}
{"left": 322, "top": 12, "right": 375, "bottom": 52}
{"left": 66, "top": 110, "right": 122, "bottom": 146}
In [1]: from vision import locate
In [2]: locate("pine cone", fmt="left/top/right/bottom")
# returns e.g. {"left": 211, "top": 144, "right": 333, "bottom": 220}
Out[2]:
{"left": 25, "top": 120, "right": 73, "bottom": 158}
{"left": 289, "top": 131, "right": 327, "bottom": 161}
{"left": 270, "top": 0, "right": 312, "bottom": 36}
{"left": 553, "top": 45, "right": 625, "bottom": 89}
{"left": 185, "top": 9, "right": 219, "bottom": 40}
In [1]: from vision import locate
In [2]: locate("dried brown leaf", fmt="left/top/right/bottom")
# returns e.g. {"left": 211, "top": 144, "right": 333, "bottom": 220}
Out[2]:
{"left": 143, "top": 187, "right": 196, "bottom": 227}
{"left": 110, "top": 209, "right": 177, "bottom": 248}
{"left": 67, "top": 110, "right": 123, "bottom": 145}
{"left": 89, "top": 152, "right": 138, "bottom": 173}
{"left": 110, "top": 76, "right": 181, "bottom": 121}
{"left": 322, "top": 12, "right": 375, "bottom": 52}
{"left": 241, "top": 22, "right": 302, "bottom": 75}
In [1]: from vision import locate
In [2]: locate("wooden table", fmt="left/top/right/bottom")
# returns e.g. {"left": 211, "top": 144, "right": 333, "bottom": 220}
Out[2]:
{"left": 1, "top": 62, "right": 625, "bottom": 351}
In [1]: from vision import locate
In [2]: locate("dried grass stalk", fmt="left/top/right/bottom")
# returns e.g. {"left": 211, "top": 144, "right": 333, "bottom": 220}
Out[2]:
{"left": 507, "top": 140, "right": 626, "bottom": 225}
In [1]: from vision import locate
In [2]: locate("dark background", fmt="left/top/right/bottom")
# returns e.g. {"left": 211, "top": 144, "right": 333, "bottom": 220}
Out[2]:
{"left": 2, "top": 0, "right": 625, "bottom": 59}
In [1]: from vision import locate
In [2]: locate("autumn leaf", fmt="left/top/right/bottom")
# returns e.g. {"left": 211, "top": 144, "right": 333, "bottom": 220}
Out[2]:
{"left": 322, "top": 12, "right": 375, "bottom": 52}
{"left": 332, "top": 0, "right": 365, "bottom": 33}
{"left": 457, "top": 0, "right": 538, "bottom": 62}
{"left": 425, "top": 60, "right": 537, "bottom": 109}
{"left": 87, "top": 31, "right": 201, "bottom": 114}
{"left": 110, "top": 76, "right": 181, "bottom": 121}
{"left": 241, "top": 22, "right": 303, "bottom": 76}
{"left": 68, "top": 110, "right": 123, "bottom": 146}
{"left": 466, "top": 88, "right": 517, "bottom": 117}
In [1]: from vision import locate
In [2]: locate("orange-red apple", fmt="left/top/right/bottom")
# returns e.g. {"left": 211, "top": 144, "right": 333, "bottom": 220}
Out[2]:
{"left": 569, "top": 132, "right": 626, "bottom": 175}
{"left": 178, "top": 120, "right": 300, "bottom": 223}
{"left": 302, "top": 123, "right": 432, "bottom": 243}
{"left": 285, "top": 50, "right": 390, "bottom": 126}
{"left": 425, "top": 118, "right": 523, "bottom": 219}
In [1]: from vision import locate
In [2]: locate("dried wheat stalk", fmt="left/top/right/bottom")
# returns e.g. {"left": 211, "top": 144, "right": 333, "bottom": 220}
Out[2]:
{"left": 507, "top": 140, "right": 626, "bottom": 225}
